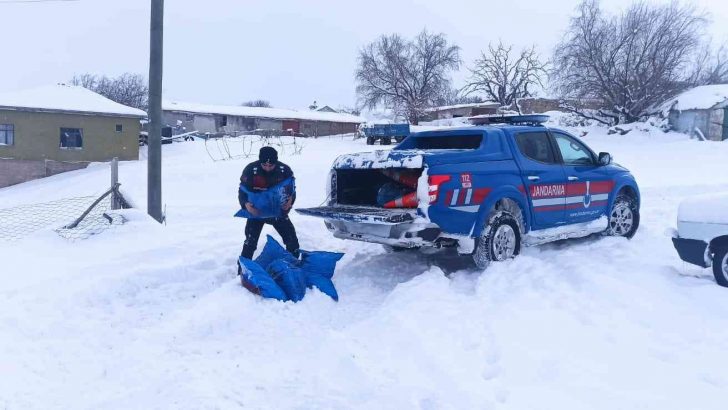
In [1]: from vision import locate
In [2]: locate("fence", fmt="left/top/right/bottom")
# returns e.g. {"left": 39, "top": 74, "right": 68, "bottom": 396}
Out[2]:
{"left": 203, "top": 134, "right": 305, "bottom": 162}
{"left": 0, "top": 158, "right": 130, "bottom": 242}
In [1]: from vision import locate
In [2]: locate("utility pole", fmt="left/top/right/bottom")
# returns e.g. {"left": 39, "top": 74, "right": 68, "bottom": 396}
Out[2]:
{"left": 148, "top": 0, "right": 164, "bottom": 222}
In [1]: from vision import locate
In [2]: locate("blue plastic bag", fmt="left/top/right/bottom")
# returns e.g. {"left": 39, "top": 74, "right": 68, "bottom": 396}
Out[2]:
{"left": 237, "top": 237, "right": 343, "bottom": 302}
{"left": 254, "top": 235, "right": 299, "bottom": 271}
{"left": 238, "top": 257, "right": 288, "bottom": 301}
{"left": 268, "top": 259, "right": 307, "bottom": 302}
{"left": 299, "top": 250, "right": 343, "bottom": 301}
{"left": 304, "top": 272, "right": 339, "bottom": 301}
{"left": 299, "top": 250, "right": 344, "bottom": 279}
{"left": 235, "top": 177, "right": 295, "bottom": 219}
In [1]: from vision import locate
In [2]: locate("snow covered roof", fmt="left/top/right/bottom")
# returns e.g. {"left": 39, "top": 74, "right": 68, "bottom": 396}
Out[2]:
{"left": 0, "top": 84, "right": 147, "bottom": 118}
{"left": 661, "top": 84, "right": 728, "bottom": 111}
{"left": 163, "top": 101, "right": 365, "bottom": 124}
{"left": 426, "top": 102, "right": 500, "bottom": 112}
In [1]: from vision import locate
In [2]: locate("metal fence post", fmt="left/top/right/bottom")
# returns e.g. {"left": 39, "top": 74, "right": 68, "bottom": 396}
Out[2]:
{"left": 148, "top": 0, "right": 165, "bottom": 223}
{"left": 111, "top": 157, "right": 119, "bottom": 210}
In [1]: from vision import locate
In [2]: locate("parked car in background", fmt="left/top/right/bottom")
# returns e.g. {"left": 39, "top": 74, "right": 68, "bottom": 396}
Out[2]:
{"left": 672, "top": 193, "right": 728, "bottom": 287}
{"left": 139, "top": 127, "right": 195, "bottom": 146}
{"left": 299, "top": 115, "right": 641, "bottom": 269}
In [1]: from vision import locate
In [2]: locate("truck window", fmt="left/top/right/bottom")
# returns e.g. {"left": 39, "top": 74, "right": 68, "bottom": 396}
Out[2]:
{"left": 515, "top": 132, "right": 557, "bottom": 164}
{"left": 552, "top": 132, "right": 595, "bottom": 165}
{"left": 410, "top": 135, "right": 482, "bottom": 149}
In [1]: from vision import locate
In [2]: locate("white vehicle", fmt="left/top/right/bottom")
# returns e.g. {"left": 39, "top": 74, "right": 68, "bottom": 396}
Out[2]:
{"left": 672, "top": 193, "right": 728, "bottom": 287}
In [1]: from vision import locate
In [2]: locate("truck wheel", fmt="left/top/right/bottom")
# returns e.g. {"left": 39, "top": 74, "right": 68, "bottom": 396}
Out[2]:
{"left": 366, "top": 136, "right": 375, "bottom": 145}
{"left": 712, "top": 247, "right": 728, "bottom": 287}
{"left": 472, "top": 212, "right": 521, "bottom": 270}
{"left": 606, "top": 194, "right": 639, "bottom": 238}
{"left": 381, "top": 137, "right": 392, "bottom": 145}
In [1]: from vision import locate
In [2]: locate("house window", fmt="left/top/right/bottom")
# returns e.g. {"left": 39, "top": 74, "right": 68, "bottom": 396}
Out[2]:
{"left": 220, "top": 115, "right": 228, "bottom": 127}
{"left": 0, "top": 124, "right": 14, "bottom": 145}
{"left": 60, "top": 128, "right": 83, "bottom": 149}
{"left": 116, "top": 124, "right": 123, "bottom": 133}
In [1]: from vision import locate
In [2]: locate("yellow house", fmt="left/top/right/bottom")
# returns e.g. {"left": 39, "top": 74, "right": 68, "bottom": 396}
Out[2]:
{"left": 0, "top": 84, "right": 146, "bottom": 162}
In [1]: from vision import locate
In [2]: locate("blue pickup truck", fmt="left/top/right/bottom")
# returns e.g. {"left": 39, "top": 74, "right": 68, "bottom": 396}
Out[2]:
{"left": 298, "top": 115, "right": 640, "bottom": 269}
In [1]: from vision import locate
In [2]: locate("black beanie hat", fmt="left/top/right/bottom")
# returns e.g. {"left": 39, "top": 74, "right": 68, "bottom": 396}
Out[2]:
{"left": 259, "top": 146, "right": 278, "bottom": 163}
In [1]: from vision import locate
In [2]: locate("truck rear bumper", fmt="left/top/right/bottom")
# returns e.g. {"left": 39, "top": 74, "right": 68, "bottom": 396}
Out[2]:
{"left": 325, "top": 219, "right": 441, "bottom": 248}
{"left": 296, "top": 205, "right": 442, "bottom": 248}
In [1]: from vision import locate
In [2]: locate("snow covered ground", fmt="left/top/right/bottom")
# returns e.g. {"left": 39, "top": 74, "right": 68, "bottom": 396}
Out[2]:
{"left": 2, "top": 126, "right": 728, "bottom": 409}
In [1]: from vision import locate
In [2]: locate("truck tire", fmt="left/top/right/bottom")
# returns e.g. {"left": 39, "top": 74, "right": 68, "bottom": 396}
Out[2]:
{"left": 381, "top": 137, "right": 392, "bottom": 145}
{"left": 472, "top": 212, "right": 521, "bottom": 270}
{"left": 712, "top": 246, "right": 728, "bottom": 287}
{"left": 395, "top": 136, "right": 406, "bottom": 143}
{"left": 606, "top": 194, "right": 639, "bottom": 238}
{"left": 366, "top": 136, "right": 375, "bottom": 145}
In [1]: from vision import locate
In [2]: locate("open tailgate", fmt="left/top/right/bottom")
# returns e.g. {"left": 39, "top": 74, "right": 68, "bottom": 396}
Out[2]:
{"left": 296, "top": 205, "right": 415, "bottom": 224}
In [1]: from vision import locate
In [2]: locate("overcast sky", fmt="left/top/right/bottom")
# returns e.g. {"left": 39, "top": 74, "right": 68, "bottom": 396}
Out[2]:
{"left": 1, "top": 0, "right": 727, "bottom": 110}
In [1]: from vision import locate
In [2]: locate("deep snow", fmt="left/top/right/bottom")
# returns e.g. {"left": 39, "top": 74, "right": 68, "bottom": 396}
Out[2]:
{"left": 1, "top": 127, "right": 728, "bottom": 409}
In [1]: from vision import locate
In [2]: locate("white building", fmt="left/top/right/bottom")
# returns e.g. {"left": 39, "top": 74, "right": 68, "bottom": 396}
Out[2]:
{"left": 162, "top": 101, "right": 364, "bottom": 137}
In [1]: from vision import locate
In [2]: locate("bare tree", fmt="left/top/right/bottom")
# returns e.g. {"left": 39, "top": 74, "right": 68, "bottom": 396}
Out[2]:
{"left": 464, "top": 41, "right": 547, "bottom": 106}
{"left": 71, "top": 73, "right": 148, "bottom": 111}
{"left": 689, "top": 44, "right": 728, "bottom": 86}
{"left": 336, "top": 105, "right": 361, "bottom": 116}
{"left": 433, "top": 88, "right": 487, "bottom": 107}
{"left": 355, "top": 30, "right": 461, "bottom": 124}
{"left": 553, "top": 0, "right": 707, "bottom": 124}
{"left": 241, "top": 99, "right": 272, "bottom": 108}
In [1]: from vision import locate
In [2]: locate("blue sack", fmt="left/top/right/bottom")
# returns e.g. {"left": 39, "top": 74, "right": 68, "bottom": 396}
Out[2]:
{"left": 304, "top": 272, "right": 339, "bottom": 301}
{"left": 268, "top": 259, "right": 307, "bottom": 302}
{"left": 254, "top": 235, "right": 298, "bottom": 271}
{"left": 235, "top": 177, "right": 295, "bottom": 219}
{"left": 299, "top": 250, "right": 343, "bottom": 301}
{"left": 299, "top": 250, "right": 344, "bottom": 279}
{"left": 238, "top": 257, "right": 288, "bottom": 301}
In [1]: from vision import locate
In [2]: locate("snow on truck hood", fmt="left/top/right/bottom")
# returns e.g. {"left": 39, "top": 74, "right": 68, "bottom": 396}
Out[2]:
{"left": 678, "top": 192, "right": 728, "bottom": 224}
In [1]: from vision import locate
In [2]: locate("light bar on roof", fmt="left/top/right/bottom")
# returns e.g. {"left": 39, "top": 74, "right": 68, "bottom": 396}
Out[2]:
{"left": 468, "top": 114, "right": 550, "bottom": 125}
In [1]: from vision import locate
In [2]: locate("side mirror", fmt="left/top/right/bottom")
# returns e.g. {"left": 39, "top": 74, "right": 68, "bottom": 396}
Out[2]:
{"left": 598, "top": 152, "right": 612, "bottom": 166}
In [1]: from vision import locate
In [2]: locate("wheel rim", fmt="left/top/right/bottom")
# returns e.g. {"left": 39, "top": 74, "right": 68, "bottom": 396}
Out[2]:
{"left": 722, "top": 252, "right": 728, "bottom": 279}
{"left": 492, "top": 225, "right": 517, "bottom": 261}
{"left": 609, "top": 203, "right": 634, "bottom": 236}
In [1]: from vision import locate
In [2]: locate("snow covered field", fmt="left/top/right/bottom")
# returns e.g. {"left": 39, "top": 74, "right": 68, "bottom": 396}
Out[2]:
{"left": 2, "top": 126, "right": 728, "bottom": 409}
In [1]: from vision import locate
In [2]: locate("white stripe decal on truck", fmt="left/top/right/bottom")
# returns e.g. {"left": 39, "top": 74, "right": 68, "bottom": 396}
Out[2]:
{"left": 451, "top": 189, "right": 460, "bottom": 206}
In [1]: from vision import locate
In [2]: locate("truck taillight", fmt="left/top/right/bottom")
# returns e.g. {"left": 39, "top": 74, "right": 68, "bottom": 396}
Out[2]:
{"left": 428, "top": 175, "right": 451, "bottom": 204}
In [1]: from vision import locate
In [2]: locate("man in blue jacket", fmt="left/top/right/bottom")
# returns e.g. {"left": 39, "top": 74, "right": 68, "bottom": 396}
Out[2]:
{"left": 238, "top": 146, "right": 300, "bottom": 259}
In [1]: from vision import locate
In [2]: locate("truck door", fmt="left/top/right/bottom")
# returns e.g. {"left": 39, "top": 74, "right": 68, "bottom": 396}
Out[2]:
{"left": 514, "top": 131, "right": 568, "bottom": 228}
{"left": 551, "top": 131, "right": 613, "bottom": 224}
